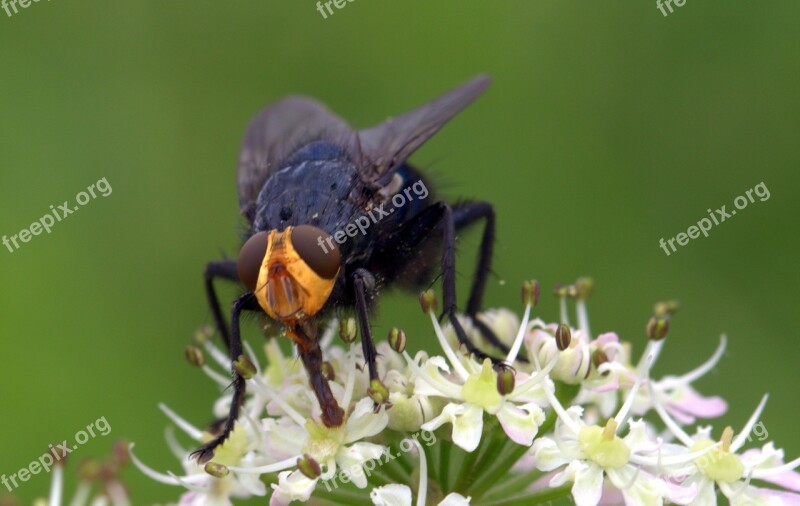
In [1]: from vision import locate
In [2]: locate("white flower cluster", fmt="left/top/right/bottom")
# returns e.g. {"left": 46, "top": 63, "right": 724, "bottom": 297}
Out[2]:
{"left": 130, "top": 281, "right": 800, "bottom": 506}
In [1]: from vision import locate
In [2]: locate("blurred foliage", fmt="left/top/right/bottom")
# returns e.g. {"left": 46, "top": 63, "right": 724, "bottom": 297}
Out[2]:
{"left": 0, "top": 1, "right": 798, "bottom": 503}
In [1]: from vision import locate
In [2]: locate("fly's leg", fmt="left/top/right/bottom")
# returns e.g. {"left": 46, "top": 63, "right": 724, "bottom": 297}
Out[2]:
{"left": 191, "top": 293, "right": 257, "bottom": 464}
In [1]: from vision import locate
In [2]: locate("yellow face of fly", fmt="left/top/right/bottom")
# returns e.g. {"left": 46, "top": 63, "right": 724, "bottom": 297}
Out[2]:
{"left": 237, "top": 225, "right": 341, "bottom": 325}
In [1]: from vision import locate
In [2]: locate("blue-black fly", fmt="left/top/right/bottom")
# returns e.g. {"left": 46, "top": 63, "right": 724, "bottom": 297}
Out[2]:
{"left": 193, "top": 76, "right": 507, "bottom": 462}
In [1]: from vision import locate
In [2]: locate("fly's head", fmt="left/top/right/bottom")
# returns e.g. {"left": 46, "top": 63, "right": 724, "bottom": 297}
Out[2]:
{"left": 237, "top": 225, "right": 341, "bottom": 326}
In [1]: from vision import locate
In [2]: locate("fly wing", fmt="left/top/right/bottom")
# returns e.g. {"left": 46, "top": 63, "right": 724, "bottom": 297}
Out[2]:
{"left": 357, "top": 75, "right": 491, "bottom": 177}
{"left": 236, "top": 97, "right": 353, "bottom": 218}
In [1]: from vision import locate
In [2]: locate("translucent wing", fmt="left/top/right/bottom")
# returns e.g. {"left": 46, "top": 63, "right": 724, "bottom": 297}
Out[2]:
{"left": 236, "top": 97, "right": 353, "bottom": 218}
{"left": 357, "top": 75, "right": 492, "bottom": 177}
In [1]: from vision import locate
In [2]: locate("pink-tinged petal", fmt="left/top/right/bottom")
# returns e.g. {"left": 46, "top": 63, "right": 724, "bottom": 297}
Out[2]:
{"left": 594, "top": 332, "right": 619, "bottom": 347}
{"left": 591, "top": 377, "right": 620, "bottom": 394}
{"left": 597, "top": 484, "right": 623, "bottom": 505}
{"left": 759, "top": 471, "right": 800, "bottom": 493}
{"left": 748, "top": 486, "right": 800, "bottom": 505}
{"left": 662, "top": 475, "right": 703, "bottom": 505}
{"left": 528, "top": 471, "right": 558, "bottom": 492}
{"left": 496, "top": 403, "right": 545, "bottom": 446}
{"left": 668, "top": 385, "right": 728, "bottom": 421}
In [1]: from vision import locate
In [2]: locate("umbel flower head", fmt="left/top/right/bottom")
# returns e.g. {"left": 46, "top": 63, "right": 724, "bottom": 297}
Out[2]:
{"left": 131, "top": 279, "right": 800, "bottom": 505}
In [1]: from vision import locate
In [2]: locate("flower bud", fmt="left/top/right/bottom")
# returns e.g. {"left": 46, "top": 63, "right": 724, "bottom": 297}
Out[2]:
{"left": 575, "top": 277, "right": 594, "bottom": 300}
{"left": 184, "top": 345, "right": 205, "bottom": 367}
{"left": 297, "top": 454, "right": 322, "bottom": 479}
{"left": 113, "top": 440, "right": 130, "bottom": 467}
{"left": 78, "top": 458, "right": 101, "bottom": 481}
{"left": 233, "top": 355, "right": 257, "bottom": 379}
{"left": 367, "top": 379, "right": 389, "bottom": 404}
{"left": 419, "top": 290, "right": 439, "bottom": 314}
{"left": 646, "top": 316, "right": 669, "bottom": 341}
{"left": 522, "top": 280, "right": 541, "bottom": 307}
{"left": 339, "top": 317, "right": 357, "bottom": 343}
{"left": 555, "top": 324, "right": 572, "bottom": 351}
{"left": 204, "top": 462, "right": 230, "bottom": 478}
{"left": 388, "top": 327, "right": 407, "bottom": 353}
{"left": 592, "top": 349, "right": 610, "bottom": 376}
{"left": 321, "top": 361, "right": 335, "bottom": 381}
{"left": 654, "top": 300, "right": 680, "bottom": 318}
{"left": 193, "top": 324, "right": 213, "bottom": 345}
{"left": 496, "top": 366, "right": 516, "bottom": 395}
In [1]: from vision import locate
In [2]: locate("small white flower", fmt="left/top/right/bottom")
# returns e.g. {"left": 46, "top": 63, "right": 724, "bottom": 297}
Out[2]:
{"left": 411, "top": 303, "right": 547, "bottom": 451}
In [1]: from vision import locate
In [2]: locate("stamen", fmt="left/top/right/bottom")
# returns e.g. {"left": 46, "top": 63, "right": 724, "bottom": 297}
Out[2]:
{"left": 577, "top": 299, "right": 591, "bottom": 338}
{"left": 505, "top": 301, "right": 532, "bottom": 363}
{"left": 203, "top": 340, "right": 233, "bottom": 370}
{"left": 750, "top": 454, "right": 800, "bottom": 479}
{"left": 413, "top": 440, "right": 428, "bottom": 506}
{"left": 243, "top": 341, "right": 262, "bottom": 374}
{"left": 731, "top": 394, "right": 769, "bottom": 452}
{"left": 676, "top": 335, "right": 727, "bottom": 386}
{"left": 614, "top": 353, "right": 654, "bottom": 430}
{"left": 201, "top": 365, "right": 233, "bottom": 387}
{"left": 48, "top": 462, "right": 63, "bottom": 506}
{"left": 159, "top": 404, "right": 204, "bottom": 440}
{"left": 249, "top": 377, "right": 308, "bottom": 427}
{"left": 319, "top": 318, "right": 338, "bottom": 350}
{"left": 164, "top": 427, "right": 188, "bottom": 461}
{"left": 227, "top": 455, "right": 302, "bottom": 474}
{"left": 402, "top": 351, "right": 463, "bottom": 399}
{"left": 129, "top": 444, "right": 183, "bottom": 486}
{"left": 68, "top": 482, "right": 91, "bottom": 506}
{"left": 513, "top": 357, "right": 558, "bottom": 396}
{"left": 341, "top": 344, "right": 357, "bottom": 409}
{"left": 541, "top": 378, "right": 582, "bottom": 434}
{"left": 428, "top": 312, "right": 469, "bottom": 381}
{"left": 647, "top": 381, "right": 694, "bottom": 447}
{"left": 630, "top": 440, "right": 723, "bottom": 467}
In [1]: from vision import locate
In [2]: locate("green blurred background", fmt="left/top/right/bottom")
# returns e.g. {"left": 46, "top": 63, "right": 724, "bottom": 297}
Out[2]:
{"left": 1, "top": 1, "right": 798, "bottom": 503}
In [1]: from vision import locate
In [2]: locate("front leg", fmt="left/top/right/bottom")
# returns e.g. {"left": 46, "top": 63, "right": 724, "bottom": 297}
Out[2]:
{"left": 292, "top": 323, "right": 345, "bottom": 428}
{"left": 191, "top": 292, "right": 258, "bottom": 464}
{"left": 352, "top": 268, "right": 380, "bottom": 383}
{"left": 204, "top": 260, "right": 239, "bottom": 350}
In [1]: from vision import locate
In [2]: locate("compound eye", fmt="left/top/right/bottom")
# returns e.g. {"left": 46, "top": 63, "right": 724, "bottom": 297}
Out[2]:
{"left": 237, "top": 231, "right": 269, "bottom": 291}
{"left": 291, "top": 225, "right": 340, "bottom": 280}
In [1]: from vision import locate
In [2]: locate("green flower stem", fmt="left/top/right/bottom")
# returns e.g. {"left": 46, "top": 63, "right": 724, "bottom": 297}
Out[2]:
{"left": 312, "top": 487, "right": 375, "bottom": 506}
{"left": 379, "top": 454, "right": 411, "bottom": 484}
{"left": 464, "top": 429, "right": 512, "bottom": 499}
{"left": 484, "top": 467, "right": 545, "bottom": 498}
{"left": 365, "top": 467, "right": 391, "bottom": 487}
{"left": 452, "top": 442, "right": 482, "bottom": 492}
{"left": 468, "top": 439, "right": 530, "bottom": 499}
{"left": 469, "top": 399, "right": 563, "bottom": 499}
{"left": 439, "top": 439, "right": 453, "bottom": 492}
{"left": 393, "top": 448, "right": 413, "bottom": 475}
{"left": 479, "top": 483, "right": 572, "bottom": 506}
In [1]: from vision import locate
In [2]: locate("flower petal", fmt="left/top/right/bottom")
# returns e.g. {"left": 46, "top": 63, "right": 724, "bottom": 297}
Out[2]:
{"left": 422, "top": 403, "right": 484, "bottom": 452}
{"left": 496, "top": 402, "right": 544, "bottom": 446}
{"left": 370, "top": 484, "right": 412, "bottom": 506}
